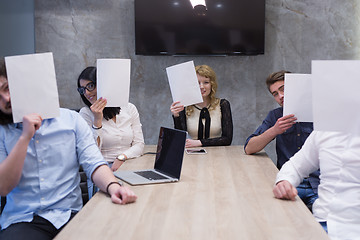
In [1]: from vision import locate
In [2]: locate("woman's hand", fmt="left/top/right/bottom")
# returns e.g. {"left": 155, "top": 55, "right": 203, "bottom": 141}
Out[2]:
{"left": 90, "top": 97, "right": 107, "bottom": 127}
{"left": 170, "top": 101, "right": 184, "bottom": 117}
{"left": 111, "top": 159, "right": 125, "bottom": 172}
{"left": 185, "top": 139, "right": 202, "bottom": 148}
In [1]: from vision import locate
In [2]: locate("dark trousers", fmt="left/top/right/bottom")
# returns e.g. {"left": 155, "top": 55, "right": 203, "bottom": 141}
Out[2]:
{"left": 0, "top": 212, "right": 77, "bottom": 240}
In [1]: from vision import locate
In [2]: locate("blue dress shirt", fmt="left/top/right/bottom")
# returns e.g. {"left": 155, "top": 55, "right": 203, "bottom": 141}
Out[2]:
{"left": 244, "top": 107, "right": 319, "bottom": 192}
{"left": 0, "top": 108, "right": 106, "bottom": 230}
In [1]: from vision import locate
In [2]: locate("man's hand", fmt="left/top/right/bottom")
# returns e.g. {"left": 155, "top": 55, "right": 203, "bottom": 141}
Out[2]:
{"left": 108, "top": 184, "right": 137, "bottom": 204}
{"left": 21, "top": 114, "right": 42, "bottom": 140}
{"left": 273, "top": 114, "right": 297, "bottom": 135}
{"left": 170, "top": 101, "right": 184, "bottom": 118}
{"left": 273, "top": 180, "right": 298, "bottom": 201}
{"left": 185, "top": 139, "right": 202, "bottom": 148}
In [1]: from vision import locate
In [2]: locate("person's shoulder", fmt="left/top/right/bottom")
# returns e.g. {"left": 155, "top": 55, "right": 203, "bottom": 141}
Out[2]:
{"left": 267, "top": 107, "right": 282, "bottom": 117}
{"left": 220, "top": 98, "right": 230, "bottom": 104}
{"left": 127, "top": 102, "right": 137, "bottom": 108}
{"left": 219, "top": 98, "right": 231, "bottom": 108}
{"left": 270, "top": 106, "right": 282, "bottom": 113}
{"left": 78, "top": 107, "right": 93, "bottom": 119}
{"left": 312, "top": 130, "right": 347, "bottom": 139}
{"left": 125, "top": 102, "right": 139, "bottom": 112}
{"left": 59, "top": 108, "right": 81, "bottom": 119}
{"left": 79, "top": 106, "right": 91, "bottom": 114}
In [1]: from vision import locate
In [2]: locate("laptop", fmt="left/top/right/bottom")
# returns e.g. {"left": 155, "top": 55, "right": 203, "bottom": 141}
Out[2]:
{"left": 114, "top": 127, "right": 187, "bottom": 185}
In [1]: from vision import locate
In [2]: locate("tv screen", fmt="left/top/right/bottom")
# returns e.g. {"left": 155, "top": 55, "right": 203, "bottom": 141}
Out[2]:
{"left": 135, "top": 0, "right": 265, "bottom": 56}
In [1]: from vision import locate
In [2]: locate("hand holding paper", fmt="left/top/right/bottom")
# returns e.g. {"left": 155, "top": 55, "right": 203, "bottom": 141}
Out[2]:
{"left": 283, "top": 73, "right": 312, "bottom": 122}
{"left": 97, "top": 59, "right": 130, "bottom": 108}
{"left": 166, "top": 61, "right": 203, "bottom": 107}
{"left": 273, "top": 114, "right": 297, "bottom": 135}
{"left": 5, "top": 52, "right": 60, "bottom": 123}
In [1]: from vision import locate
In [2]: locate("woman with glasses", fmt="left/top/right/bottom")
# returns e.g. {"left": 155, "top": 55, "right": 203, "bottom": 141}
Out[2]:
{"left": 77, "top": 66, "right": 144, "bottom": 172}
{"left": 170, "top": 65, "right": 233, "bottom": 148}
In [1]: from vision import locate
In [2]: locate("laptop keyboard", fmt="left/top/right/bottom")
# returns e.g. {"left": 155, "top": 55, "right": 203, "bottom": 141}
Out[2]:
{"left": 134, "top": 171, "right": 168, "bottom": 180}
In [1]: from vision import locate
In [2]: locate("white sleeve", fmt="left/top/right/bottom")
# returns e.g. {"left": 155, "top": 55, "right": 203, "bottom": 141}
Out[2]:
{"left": 275, "top": 131, "right": 320, "bottom": 187}
{"left": 122, "top": 103, "right": 145, "bottom": 159}
{"left": 79, "top": 107, "right": 103, "bottom": 148}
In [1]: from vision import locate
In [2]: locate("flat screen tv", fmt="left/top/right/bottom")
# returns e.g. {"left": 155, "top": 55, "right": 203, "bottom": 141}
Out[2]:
{"left": 135, "top": 0, "right": 265, "bottom": 56}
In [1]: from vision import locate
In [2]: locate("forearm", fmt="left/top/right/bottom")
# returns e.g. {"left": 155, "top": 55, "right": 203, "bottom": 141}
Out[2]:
{"left": 172, "top": 110, "right": 187, "bottom": 130}
{"left": 91, "top": 165, "right": 119, "bottom": 192}
{"left": 123, "top": 142, "right": 145, "bottom": 159}
{"left": 200, "top": 136, "right": 231, "bottom": 146}
{"left": 0, "top": 135, "right": 30, "bottom": 195}
{"left": 275, "top": 160, "right": 303, "bottom": 188}
{"left": 91, "top": 164, "right": 137, "bottom": 204}
{"left": 245, "top": 127, "right": 277, "bottom": 154}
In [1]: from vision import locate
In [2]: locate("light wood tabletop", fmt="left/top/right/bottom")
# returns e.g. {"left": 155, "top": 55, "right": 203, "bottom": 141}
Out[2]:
{"left": 55, "top": 145, "right": 329, "bottom": 240}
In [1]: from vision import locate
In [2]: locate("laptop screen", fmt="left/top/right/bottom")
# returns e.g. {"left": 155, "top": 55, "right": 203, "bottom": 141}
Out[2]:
{"left": 154, "top": 127, "right": 186, "bottom": 179}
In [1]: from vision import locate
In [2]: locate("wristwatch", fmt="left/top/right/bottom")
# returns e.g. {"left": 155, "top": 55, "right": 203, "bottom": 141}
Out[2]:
{"left": 116, "top": 154, "right": 126, "bottom": 162}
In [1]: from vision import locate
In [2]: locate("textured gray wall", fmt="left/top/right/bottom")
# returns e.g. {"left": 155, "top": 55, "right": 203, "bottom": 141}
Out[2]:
{"left": 34, "top": 0, "right": 360, "bottom": 162}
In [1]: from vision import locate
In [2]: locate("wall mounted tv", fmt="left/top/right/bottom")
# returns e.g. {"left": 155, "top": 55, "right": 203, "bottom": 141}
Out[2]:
{"left": 135, "top": 0, "right": 265, "bottom": 56}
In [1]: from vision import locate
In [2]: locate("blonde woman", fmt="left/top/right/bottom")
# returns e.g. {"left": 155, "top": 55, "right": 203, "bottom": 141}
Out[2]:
{"left": 170, "top": 65, "right": 233, "bottom": 148}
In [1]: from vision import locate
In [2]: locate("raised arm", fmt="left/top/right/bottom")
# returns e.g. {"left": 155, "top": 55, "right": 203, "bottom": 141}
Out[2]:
{"left": 0, "top": 114, "right": 42, "bottom": 195}
{"left": 245, "top": 114, "right": 296, "bottom": 154}
{"left": 171, "top": 101, "right": 187, "bottom": 131}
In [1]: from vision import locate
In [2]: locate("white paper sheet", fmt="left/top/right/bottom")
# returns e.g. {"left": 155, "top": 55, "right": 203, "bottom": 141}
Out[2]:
{"left": 312, "top": 60, "right": 360, "bottom": 135}
{"left": 166, "top": 61, "right": 203, "bottom": 107}
{"left": 5, "top": 52, "right": 60, "bottom": 123}
{"left": 283, "top": 73, "right": 313, "bottom": 122}
{"left": 97, "top": 59, "right": 130, "bottom": 107}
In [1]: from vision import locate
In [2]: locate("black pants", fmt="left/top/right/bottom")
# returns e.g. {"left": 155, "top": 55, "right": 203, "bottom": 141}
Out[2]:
{"left": 0, "top": 212, "right": 77, "bottom": 240}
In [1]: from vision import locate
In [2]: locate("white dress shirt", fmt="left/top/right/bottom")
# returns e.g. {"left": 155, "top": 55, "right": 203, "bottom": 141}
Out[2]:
{"left": 276, "top": 131, "right": 360, "bottom": 240}
{"left": 79, "top": 103, "right": 145, "bottom": 162}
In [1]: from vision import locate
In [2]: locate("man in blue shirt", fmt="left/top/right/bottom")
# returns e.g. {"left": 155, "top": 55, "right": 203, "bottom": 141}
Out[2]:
{"left": 0, "top": 60, "right": 137, "bottom": 239}
{"left": 244, "top": 70, "right": 319, "bottom": 211}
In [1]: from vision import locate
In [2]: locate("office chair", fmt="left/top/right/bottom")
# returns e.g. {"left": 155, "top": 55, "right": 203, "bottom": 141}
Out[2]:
{"left": 79, "top": 166, "right": 90, "bottom": 205}
{"left": 0, "top": 196, "right": 5, "bottom": 215}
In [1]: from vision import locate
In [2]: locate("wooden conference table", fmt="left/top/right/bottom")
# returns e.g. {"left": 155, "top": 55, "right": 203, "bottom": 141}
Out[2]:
{"left": 55, "top": 146, "right": 328, "bottom": 240}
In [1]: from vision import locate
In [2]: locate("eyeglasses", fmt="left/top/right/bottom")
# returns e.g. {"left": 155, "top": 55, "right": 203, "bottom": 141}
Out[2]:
{"left": 77, "top": 82, "right": 96, "bottom": 95}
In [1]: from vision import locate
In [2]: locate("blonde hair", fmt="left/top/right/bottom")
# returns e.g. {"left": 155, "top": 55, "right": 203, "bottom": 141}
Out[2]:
{"left": 186, "top": 65, "right": 220, "bottom": 116}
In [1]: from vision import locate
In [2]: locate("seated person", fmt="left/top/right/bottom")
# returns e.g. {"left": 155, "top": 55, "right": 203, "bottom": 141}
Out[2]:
{"left": 170, "top": 65, "right": 233, "bottom": 148}
{"left": 0, "top": 60, "right": 136, "bottom": 240}
{"left": 244, "top": 70, "right": 319, "bottom": 211}
{"left": 77, "top": 66, "right": 144, "bottom": 171}
{"left": 273, "top": 131, "right": 360, "bottom": 239}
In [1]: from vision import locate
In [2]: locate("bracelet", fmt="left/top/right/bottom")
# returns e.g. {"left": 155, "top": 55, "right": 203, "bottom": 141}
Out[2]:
{"left": 92, "top": 124, "right": 102, "bottom": 130}
{"left": 106, "top": 181, "right": 123, "bottom": 195}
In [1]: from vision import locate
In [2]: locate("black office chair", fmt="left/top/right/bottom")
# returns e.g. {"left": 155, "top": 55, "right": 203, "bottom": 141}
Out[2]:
{"left": 79, "top": 166, "right": 90, "bottom": 205}
{"left": 0, "top": 196, "right": 6, "bottom": 215}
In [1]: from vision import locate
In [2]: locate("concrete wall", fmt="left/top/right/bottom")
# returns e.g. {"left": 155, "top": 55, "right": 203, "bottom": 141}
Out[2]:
{"left": 34, "top": 0, "right": 360, "bottom": 162}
